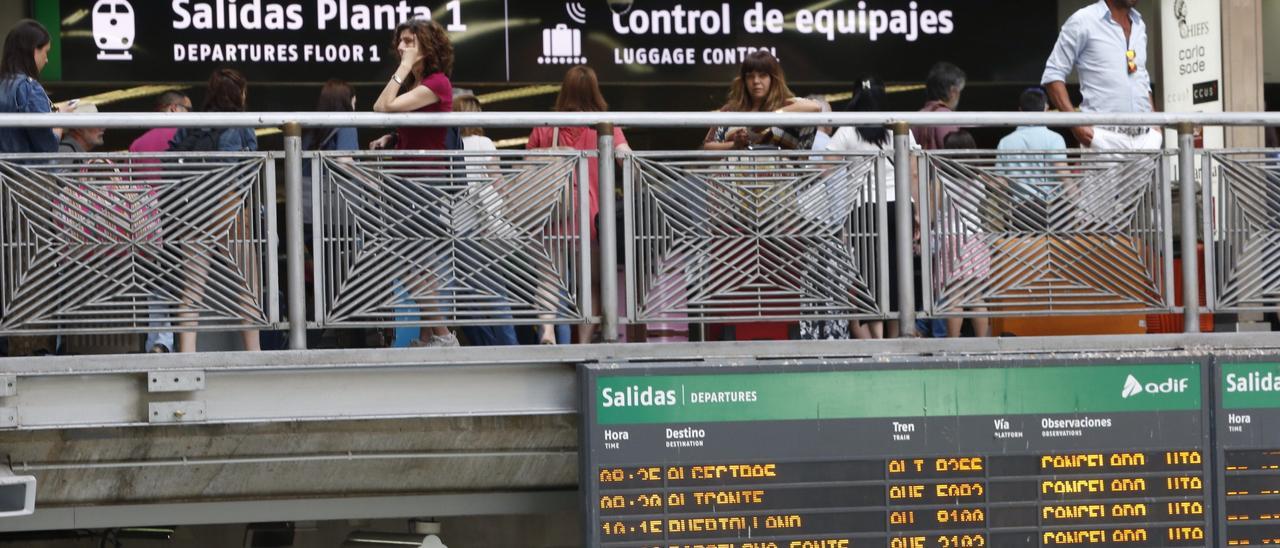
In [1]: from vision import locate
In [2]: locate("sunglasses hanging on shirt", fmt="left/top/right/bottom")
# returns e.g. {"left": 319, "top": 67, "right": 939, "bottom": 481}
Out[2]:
{"left": 1126, "top": 49, "right": 1137, "bottom": 74}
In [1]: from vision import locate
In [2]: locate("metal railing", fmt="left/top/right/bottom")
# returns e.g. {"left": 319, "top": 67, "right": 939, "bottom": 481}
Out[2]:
{"left": 2, "top": 111, "right": 1277, "bottom": 347}
{"left": 310, "top": 149, "right": 591, "bottom": 328}
{"left": 0, "top": 151, "right": 277, "bottom": 335}
{"left": 1203, "top": 149, "right": 1280, "bottom": 313}
{"left": 625, "top": 150, "right": 888, "bottom": 323}
{"left": 920, "top": 149, "right": 1173, "bottom": 317}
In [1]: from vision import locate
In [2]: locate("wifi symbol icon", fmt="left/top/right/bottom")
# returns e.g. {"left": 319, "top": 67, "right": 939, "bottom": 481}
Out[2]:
{"left": 566, "top": 2, "right": 587, "bottom": 24}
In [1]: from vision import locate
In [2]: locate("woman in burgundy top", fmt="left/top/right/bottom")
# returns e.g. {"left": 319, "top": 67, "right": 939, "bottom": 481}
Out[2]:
{"left": 373, "top": 18, "right": 453, "bottom": 149}
{"left": 372, "top": 18, "right": 458, "bottom": 347}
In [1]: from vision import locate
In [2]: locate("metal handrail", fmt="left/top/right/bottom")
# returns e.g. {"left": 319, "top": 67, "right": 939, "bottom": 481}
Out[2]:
{"left": 3, "top": 111, "right": 1280, "bottom": 128}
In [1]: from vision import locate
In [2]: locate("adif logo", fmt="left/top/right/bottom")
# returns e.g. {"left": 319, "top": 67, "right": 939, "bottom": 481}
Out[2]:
{"left": 1121, "top": 375, "right": 1143, "bottom": 399}
{"left": 92, "top": 0, "right": 135, "bottom": 61}
{"left": 1121, "top": 374, "right": 1190, "bottom": 398}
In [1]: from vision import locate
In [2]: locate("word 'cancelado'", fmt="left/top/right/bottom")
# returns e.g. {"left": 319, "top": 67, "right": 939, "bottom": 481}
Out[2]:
{"left": 1043, "top": 527, "right": 1204, "bottom": 544}
{"left": 1041, "top": 476, "right": 1202, "bottom": 494}
{"left": 1042, "top": 502, "right": 1204, "bottom": 520}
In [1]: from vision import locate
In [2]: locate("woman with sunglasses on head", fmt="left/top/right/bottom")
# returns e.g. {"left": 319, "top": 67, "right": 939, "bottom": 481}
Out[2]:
{"left": 703, "top": 50, "right": 820, "bottom": 151}
{"left": 698, "top": 51, "right": 820, "bottom": 342}
{"left": 371, "top": 18, "right": 460, "bottom": 347}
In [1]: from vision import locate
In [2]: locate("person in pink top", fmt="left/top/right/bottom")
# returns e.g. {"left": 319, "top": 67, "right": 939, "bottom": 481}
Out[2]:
{"left": 372, "top": 18, "right": 459, "bottom": 348}
{"left": 527, "top": 65, "right": 631, "bottom": 345}
{"left": 129, "top": 91, "right": 192, "bottom": 157}
{"left": 127, "top": 92, "right": 190, "bottom": 353}
{"left": 127, "top": 93, "right": 190, "bottom": 353}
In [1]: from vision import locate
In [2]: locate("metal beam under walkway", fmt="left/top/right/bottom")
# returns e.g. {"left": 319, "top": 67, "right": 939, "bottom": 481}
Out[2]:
{"left": 3, "top": 333, "right": 1280, "bottom": 532}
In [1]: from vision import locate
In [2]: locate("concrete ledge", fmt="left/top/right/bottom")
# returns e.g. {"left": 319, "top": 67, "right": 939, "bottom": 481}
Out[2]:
{"left": 0, "top": 490, "right": 578, "bottom": 532}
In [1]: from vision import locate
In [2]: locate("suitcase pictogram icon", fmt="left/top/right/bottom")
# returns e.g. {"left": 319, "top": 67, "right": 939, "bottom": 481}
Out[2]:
{"left": 541, "top": 24, "right": 585, "bottom": 64}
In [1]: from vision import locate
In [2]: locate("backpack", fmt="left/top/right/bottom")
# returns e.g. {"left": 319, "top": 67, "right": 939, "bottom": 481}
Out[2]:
{"left": 443, "top": 127, "right": 465, "bottom": 185}
{"left": 305, "top": 128, "right": 340, "bottom": 151}
{"left": 445, "top": 126, "right": 463, "bottom": 151}
{"left": 167, "top": 128, "right": 227, "bottom": 152}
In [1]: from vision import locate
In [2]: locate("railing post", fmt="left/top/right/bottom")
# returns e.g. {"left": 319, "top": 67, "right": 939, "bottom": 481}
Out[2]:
{"left": 1177, "top": 122, "right": 1200, "bottom": 333}
{"left": 892, "top": 122, "right": 917, "bottom": 338}
{"left": 596, "top": 122, "right": 619, "bottom": 342}
{"left": 283, "top": 121, "right": 308, "bottom": 349}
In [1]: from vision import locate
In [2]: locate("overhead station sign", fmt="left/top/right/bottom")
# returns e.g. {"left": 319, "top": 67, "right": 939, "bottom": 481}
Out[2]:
{"left": 45, "top": 0, "right": 1057, "bottom": 84}
{"left": 47, "top": 0, "right": 500, "bottom": 82}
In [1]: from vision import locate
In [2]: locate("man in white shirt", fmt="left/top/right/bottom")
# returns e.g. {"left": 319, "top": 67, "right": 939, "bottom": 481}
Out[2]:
{"left": 1042, "top": 0, "right": 1159, "bottom": 150}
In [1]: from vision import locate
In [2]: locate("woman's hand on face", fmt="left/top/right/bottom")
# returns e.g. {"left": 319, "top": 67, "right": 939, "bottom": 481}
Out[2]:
{"left": 399, "top": 43, "right": 423, "bottom": 70}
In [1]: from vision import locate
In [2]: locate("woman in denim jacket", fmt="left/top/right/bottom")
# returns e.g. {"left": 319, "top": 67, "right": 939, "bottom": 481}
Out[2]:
{"left": 0, "top": 20, "right": 56, "bottom": 357}
{"left": 0, "top": 19, "right": 57, "bottom": 153}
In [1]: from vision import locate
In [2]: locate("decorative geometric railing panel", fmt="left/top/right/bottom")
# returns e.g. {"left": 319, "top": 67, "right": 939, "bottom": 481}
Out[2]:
{"left": 1204, "top": 152, "right": 1280, "bottom": 312}
{"left": 0, "top": 153, "right": 275, "bottom": 334}
{"left": 313, "top": 151, "right": 589, "bottom": 327}
{"left": 625, "top": 151, "right": 886, "bottom": 323}
{"left": 922, "top": 149, "right": 1173, "bottom": 316}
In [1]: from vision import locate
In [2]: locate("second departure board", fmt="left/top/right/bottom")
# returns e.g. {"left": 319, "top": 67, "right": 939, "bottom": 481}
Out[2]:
{"left": 581, "top": 359, "right": 1212, "bottom": 548}
{"left": 1217, "top": 360, "right": 1280, "bottom": 547}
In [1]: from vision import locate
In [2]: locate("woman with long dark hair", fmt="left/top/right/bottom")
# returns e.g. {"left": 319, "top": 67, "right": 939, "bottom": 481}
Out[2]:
{"left": 703, "top": 51, "right": 819, "bottom": 150}
{"left": 294, "top": 79, "right": 360, "bottom": 345}
{"left": 825, "top": 77, "right": 920, "bottom": 339}
{"left": 371, "top": 19, "right": 460, "bottom": 347}
{"left": 170, "top": 68, "right": 262, "bottom": 353}
{"left": 527, "top": 65, "right": 631, "bottom": 344}
{"left": 302, "top": 78, "right": 358, "bottom": 228}
{"left": 0, "top": 19, "right": 57, "bottom": 153}
{"left": 0, "top": 20, "right": 58, "bottom": 355}
{"left": 304, "top": 79, "right": 358, "bottom": 153}
{"left": 302, "top": 79, "right": 358, "bottom": 233}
